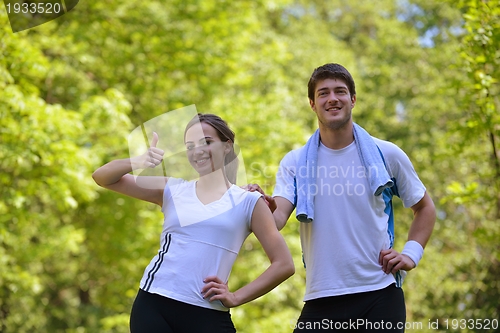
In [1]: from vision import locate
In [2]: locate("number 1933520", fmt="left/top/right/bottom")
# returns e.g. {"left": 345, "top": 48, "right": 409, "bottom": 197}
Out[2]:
{"left": 442, "top": 318, "right": 498, "bottom": 330}
{"left": 6, "top": 2, "right": 63, "bottom": 14}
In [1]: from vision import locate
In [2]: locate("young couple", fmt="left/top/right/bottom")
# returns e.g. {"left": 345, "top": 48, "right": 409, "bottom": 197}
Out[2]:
{"left": 93, "top": 63, "right": 436, "bottom": 332}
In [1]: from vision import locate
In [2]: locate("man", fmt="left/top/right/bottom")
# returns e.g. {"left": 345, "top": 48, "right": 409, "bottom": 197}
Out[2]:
{"left": 254, "top": 63, "right": 435, "bottom": 332}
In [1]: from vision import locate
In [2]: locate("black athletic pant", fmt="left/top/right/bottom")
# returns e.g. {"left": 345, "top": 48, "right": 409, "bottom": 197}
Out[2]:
{"left": 130, "top": 289, "right": 236, "bottom": 333}
{"left": 293, "top": 284, "right": 406, "bottom": 332}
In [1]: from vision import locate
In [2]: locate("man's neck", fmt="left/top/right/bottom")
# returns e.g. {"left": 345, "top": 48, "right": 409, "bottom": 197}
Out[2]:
{"left": 318, "top": 122, "right": 354, "bottom": 150}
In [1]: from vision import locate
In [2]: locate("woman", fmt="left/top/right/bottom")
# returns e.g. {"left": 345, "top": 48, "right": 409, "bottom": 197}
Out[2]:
{"left": 92, "top": 113, "right": 294, "bottom": 333}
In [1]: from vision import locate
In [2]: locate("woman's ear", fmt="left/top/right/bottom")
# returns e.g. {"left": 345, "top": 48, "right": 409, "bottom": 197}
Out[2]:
{"left": 224, "top": 141, "right": 233, "bottom": 154}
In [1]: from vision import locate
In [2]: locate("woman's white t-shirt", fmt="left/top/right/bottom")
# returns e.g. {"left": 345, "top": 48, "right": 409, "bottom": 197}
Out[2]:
{"left": 139, "top": 178, "right": 261, "bottom": 311}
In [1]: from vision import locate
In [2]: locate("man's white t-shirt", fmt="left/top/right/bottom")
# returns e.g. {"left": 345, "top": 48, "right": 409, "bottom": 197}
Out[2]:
{"left": 273, "top": 138, "right": 426, "bottom": 301}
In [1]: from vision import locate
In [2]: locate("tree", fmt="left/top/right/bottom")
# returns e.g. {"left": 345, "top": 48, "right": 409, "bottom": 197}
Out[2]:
{"left": 1, "top": 9, "right": 134, "bottom": 331}
{"left": 2, "top": 0, "right": 498, "bottom": 331}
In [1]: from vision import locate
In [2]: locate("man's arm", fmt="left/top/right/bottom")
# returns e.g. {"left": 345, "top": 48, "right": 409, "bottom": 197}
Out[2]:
{"left": 379, "top": 192, "right": 436, "bottom": 274}
{"left": 407, "top": 191, "right": 436, "bottom": 247}
{"left": 273, "top": 197, "right": 295, "bottom": 231}
{"left": 242, "top": 184, "right": 295, "bottom": 231}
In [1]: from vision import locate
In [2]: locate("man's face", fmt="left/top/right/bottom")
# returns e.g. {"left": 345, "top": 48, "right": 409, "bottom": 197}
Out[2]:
{"left": 310, "top": 78, "right": 356, "bottom": 131}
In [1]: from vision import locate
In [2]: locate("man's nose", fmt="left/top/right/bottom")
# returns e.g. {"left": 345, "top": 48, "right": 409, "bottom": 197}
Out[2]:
{"left": 327, "top": 92, "right": 339, "bottom": 103}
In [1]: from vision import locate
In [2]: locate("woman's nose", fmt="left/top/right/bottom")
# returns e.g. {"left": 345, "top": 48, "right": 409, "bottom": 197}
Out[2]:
{"left": 194, "top": 146, "right": 205, "bottom": 154}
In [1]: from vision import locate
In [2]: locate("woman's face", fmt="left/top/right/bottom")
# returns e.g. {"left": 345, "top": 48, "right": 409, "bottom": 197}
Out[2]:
{"left": 184, "top": 122, "right": 229, "bottom": 176}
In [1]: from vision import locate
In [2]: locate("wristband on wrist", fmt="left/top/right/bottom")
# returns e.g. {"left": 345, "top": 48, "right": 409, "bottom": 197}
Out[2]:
{"left": 401, "top": 240, "right": 424, "bottom": 267}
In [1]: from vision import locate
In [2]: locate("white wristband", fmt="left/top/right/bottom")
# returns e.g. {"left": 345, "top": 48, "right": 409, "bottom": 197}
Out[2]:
{"left": 401, "top": 240, "right": 424, "bottom": 267}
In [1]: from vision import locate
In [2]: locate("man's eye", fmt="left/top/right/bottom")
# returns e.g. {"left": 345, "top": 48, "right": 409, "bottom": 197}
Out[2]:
{"left": 186, "top": 146, "right": 194, "bottom": 150}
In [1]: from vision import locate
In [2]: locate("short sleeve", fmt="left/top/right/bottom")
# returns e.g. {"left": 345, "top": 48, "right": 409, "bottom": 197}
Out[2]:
{"left": 162, "top": 177, "right": 188, "bottom": 212}
{"left": 272, "top": 149, "right": 300, "bottom": 206}
{"left": 375, "top": 139, "right": 426, "bottom": 208}
{"left": 244, "top": 190, "right": 263, "bottom": 230}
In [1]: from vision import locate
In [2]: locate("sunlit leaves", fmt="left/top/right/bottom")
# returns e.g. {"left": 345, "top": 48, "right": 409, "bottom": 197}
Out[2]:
{"left": 2, "top": 0, "right": 499, "bottom": 331}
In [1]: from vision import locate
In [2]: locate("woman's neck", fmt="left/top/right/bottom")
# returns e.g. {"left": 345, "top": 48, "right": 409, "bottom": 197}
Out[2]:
{"left": 195, "top": 170, "right": 231, "bottom": 205}
{"left": 197, "top": 169, "right": 231, "bottom": 193}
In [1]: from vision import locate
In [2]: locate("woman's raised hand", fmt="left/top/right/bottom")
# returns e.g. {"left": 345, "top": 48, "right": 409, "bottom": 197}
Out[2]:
{"left": 131, "top": 132, "right": 165, "bottom": 170}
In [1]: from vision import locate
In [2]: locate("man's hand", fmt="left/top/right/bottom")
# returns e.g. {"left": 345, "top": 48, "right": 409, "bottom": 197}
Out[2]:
{"left": 241, "top": 183, "right": 277, "bottom": 213}
{"left": 379, "top": 249, "right": 416, "bottom": 274}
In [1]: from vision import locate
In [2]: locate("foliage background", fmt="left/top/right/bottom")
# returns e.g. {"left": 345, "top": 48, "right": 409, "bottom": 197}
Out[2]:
{"left": 1, "top": 0, "right": 499, "bottom": 332}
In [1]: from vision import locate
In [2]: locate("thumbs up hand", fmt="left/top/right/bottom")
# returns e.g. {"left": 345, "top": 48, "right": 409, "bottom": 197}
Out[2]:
{"left": 131, "top": 132, "right": 165, "bottom": 170}
{"left": 150, "top": 131, "right": 159, "bottom": 148}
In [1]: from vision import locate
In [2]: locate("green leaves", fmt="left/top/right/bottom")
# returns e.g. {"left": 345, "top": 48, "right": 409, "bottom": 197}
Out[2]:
{"left": 1, "top": 0, "right": 499, "bottom": 331}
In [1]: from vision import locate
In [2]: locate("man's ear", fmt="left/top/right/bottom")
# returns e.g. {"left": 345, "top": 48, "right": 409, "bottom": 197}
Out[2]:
{"left": 351, "top": 94, "right": 356, "bottom": 107}
{"left": 309, "top": 99, "right": 315, "bottom": 110}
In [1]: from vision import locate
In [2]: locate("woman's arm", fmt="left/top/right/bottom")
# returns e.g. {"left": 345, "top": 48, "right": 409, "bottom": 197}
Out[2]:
{"left": 201, "top": 198, "right": 295, "bottom": 307}
{"left": 92, "top": 132, "right": 167, "bottom": 206}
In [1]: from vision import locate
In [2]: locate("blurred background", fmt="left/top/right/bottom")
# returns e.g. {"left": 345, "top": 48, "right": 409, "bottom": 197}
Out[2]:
{"left": 1, "top": 0, "right": 499, "bottom": 332}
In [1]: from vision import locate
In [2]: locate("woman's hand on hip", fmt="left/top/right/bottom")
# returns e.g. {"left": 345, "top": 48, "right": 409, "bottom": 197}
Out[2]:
{"left": 201, "top": 276, "right": 239, "bottom": 308}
